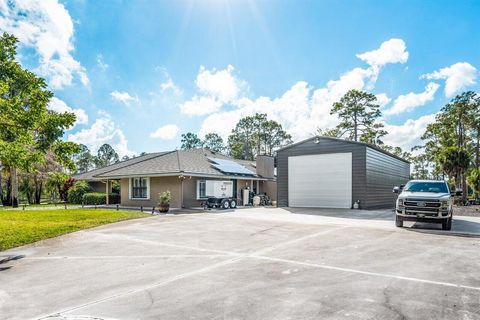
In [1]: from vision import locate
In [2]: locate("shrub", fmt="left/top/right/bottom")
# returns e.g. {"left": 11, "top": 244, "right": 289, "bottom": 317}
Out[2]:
{"left": 67, "top": 181, "right": 91, "bottom": 204}
{"left": 82, "top": 192, "right": 120, "bottom": 205}
{"left": 158, "top": 190, "right": 171, "bottom": 205}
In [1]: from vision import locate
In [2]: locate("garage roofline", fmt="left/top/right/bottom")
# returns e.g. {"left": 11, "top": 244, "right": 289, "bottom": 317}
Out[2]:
{"left": 277, "top": 136, "right": 410, "bottom": 164}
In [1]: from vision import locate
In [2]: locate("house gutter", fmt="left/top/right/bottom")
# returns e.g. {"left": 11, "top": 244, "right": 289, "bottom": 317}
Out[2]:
{"left": 93, "top": 172, "right": 274, "bottom": 181}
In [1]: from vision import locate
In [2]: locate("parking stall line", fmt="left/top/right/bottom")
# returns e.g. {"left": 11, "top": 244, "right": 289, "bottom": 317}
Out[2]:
{"left": 250, "top": 255, "right": 480, "bottom": 292}
{"left": 37, "top": 227, "right": 348, "bottom": 319}
{"left": 34, "top": 222, "right": 480, "bottom": 319}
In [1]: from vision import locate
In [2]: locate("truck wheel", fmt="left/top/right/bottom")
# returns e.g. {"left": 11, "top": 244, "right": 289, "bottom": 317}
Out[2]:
{"left": 229, "top": 200, "right": 237, "bottom": 208}
{"left": 442, "top": 217, "right": 452, "bottom": 231}
{"left": 395, "top": 215, "right": 403, "bottom": 228}
{"left": 221, "top": 200, "right": 230, "bottom": 209}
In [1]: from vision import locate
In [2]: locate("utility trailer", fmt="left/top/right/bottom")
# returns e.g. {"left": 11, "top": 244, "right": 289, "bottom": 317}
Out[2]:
{"left": 201, "top": 180, "right": 237, "bottom": 209}
{"left": 204, "top": 197, "right": 238, "bottom": 209}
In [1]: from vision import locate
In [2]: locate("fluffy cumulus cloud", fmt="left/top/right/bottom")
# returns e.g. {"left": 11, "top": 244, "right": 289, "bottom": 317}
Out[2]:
{"left": 68, "top": 113, "right": 133, "bottom": 157}
{"left": 197, "top": 39, "right": 410, "bottom": 143}
{"left": 422, "top": 62, "right": 477, "bottom": 97}
{"left": 48, "top": 97, "right": 88, "bottom": 126}
{"left": 385, "top": 82, "right": 440, "bottom": 115}
{"left": 180, "top": 65, "right": 247, "bottom": 115}
{"left": 356, "top": 38, "right": 409, "bottom": 67}
{"left": 383, "top": 114, "right": 437, "bottom": 152}
{"left": 110, "top": 91, "right": 139, "bottom": 106}
{"left": 0, "top": 0, "right": 89, "bottom": 89}
{"left": 150, "top": 124, "right": 179, "bottom": 140}
{"left": 375, "top": 93, "right": 392, "bottom": 108}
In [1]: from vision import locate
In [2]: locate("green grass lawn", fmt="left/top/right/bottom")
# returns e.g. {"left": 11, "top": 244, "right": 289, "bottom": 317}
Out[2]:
{"left": 0, "top": 203, "right": 79, "bottom": 210}
{"left": 0, "top": 209, "right": 149, "bottom": 251}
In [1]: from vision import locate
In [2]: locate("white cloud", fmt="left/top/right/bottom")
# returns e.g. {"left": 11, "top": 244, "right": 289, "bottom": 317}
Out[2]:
{"left": 150, "top": 124, "right": 179, "bottom": 140}
{"left": 383, "top": 114, "right": 437, "bottom": 151}
{"left": 67, "top": 113, "right": 133, "bottom": 157}
{"left": 356, "top": 38, "right": 409, "bottom": 67}
{"left": 181, "top": 96, "right": 222, "bottom": 116}
{"left": 195, "top": 65, "right": 245, "bottom": 102}
{"left": 376, "top": 93, "right": 391, "bottom": 108}
{"left": 385, "top": 82, "right": 440, "bottom": 115}
{"left": 0, "top": 0, "right": 89, "bottom": 89}
{"left": 180, "top": 65, "right": 246, "bottom": 115}
{"left": 48, "top": 97, "right": 88, "bottom": 126}
{"left": 422, "top": 62, "right": 477, "bottom": 97}
{"left": 198, "top": 39, "right": 409, "bottom": 141}
{"left": 110, "top": 91, "right": 139, "bottom": 106}
{"left": 160, "top": 73, "right": 182, "bottom": 95}
{"left": 96, "top": 54, "right": 108, "bottom": 71}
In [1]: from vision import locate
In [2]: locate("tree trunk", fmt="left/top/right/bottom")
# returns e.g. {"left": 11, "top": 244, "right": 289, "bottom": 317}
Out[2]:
{"left": 476, "top": 130, "right": 480, "bottom": 197}
{"left": 354, "top": 111, "right": 358, "bottom": 142}
{"left": 0, "top": 166, "right": 3, "bottom": 205}
{"left": 4, "top": 176, "right": 12, "bottom": 206}
{"left": 11, "top": 167, "right": 18, "bottom": 208}
{"left": 462, "top": 171, "right": 468, "bottom": 204}
{"left": 35, "top": 182, "right": 43, "bottom": 204}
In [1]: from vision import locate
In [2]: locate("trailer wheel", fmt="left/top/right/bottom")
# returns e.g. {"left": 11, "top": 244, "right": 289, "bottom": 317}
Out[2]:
{"left": 221, "top": 200, "right": 230, "bottom": 209}
{"left": 229, "top": 200, "right": 237, "bottom": 208}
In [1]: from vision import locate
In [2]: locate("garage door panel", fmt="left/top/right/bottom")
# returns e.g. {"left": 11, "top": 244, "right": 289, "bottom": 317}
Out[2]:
{"left": 288, "top": 153, "right": 352, "bottom": 208}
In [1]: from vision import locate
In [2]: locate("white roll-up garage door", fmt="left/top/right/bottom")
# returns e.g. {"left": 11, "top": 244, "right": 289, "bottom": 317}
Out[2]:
{"left": 288, "top": 153, "right": 352, "bottom": 208}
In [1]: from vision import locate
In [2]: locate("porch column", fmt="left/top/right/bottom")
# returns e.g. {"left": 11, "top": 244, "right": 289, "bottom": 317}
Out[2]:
{"left": 106, "top": 179, "right": 109, "bottom": 206}
{"left": 256, "top": 180, "right": 260, "bottom": 194}
{"left": 250, "top": 180, "right": 254, "bottom": 192}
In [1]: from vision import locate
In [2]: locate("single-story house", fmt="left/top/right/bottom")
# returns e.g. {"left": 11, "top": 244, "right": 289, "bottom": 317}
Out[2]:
{"left": 74, "top": 148, "right": 276, "bottom": 208}
{"left": 276, "top": 136, "right": 410, "bottom": 209}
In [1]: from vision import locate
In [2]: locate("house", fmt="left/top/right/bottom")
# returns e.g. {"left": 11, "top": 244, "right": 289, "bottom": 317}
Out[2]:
{"left": 73, "top": 149, "right": 276, "bottom": 208}
{"left": 276, "top": 136, "right": 410, "bottom": 209}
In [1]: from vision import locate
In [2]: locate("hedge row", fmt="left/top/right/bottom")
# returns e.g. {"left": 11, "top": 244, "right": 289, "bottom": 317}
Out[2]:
{"left": 67, "top": 181, "right": 91, "bottom": 204}
{"left": 82, "top": 193, "right": 121, "bottom": 205}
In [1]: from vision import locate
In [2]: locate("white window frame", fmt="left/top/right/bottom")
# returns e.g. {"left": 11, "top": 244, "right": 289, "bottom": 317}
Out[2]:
{"left": 197, "top": 180, "right": 207, "bottom": 200}
{"left": 129, "top": 177, "right": 150, "bottom": 200}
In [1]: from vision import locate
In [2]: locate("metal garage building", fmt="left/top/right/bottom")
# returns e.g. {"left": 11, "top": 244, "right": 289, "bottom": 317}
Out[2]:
{"left": 276, "top": 136, "right": 410, "bottom": 209}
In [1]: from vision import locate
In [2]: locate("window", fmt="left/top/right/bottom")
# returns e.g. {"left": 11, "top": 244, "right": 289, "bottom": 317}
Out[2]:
{"left": 404, "top": 181, "right": 449, "bottom": 194}
{"left": 197, "top": 180, "right": 206, "bottom": 199}
{"left": 130, "top": 177, "right": 149, "bottom": 199}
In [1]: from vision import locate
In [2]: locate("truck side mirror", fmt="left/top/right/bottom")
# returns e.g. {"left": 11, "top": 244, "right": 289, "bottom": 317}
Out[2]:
{"left": 393, "top": 186, "right": 400, "bottom": 193}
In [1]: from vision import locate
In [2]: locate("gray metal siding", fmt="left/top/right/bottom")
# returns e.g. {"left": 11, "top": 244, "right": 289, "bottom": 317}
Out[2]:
{"left": 277, "top": 138, "right": 367, "bottom": 208}
{"left": 365, "top": 147, "right": 410, "bottom": 209}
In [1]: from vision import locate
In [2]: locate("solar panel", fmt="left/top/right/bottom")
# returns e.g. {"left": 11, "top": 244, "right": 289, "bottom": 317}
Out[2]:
{"left": 208, "top": 157, "right": 256, "bottom": 175}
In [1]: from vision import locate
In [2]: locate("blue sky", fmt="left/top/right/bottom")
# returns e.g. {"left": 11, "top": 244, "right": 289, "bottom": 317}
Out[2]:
{"left": 1, "top": 0, "right": 479, "bottom": 156}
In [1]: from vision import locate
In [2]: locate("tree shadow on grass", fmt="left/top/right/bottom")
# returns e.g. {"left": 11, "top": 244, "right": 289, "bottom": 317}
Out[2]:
{"left": 0, "top": 255, "right": 25, "bottom": 271}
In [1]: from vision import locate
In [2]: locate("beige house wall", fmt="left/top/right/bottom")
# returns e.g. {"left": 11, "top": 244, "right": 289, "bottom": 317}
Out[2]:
{"left": 120, "top": 176, "right": 182, "bottom": 208}
{"left": 236, "top": 178, "right": 277, "bottom": 203}
{"left": 260, "top": 180, "right": 277, "bottom": 201}
{"left": 119, "top": 175, "right": 276, "bottom": 208}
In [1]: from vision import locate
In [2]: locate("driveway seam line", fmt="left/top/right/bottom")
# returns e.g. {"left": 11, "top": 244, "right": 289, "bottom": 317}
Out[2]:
{"left": 250, "top": 255, "right": 480, "bottom": 292}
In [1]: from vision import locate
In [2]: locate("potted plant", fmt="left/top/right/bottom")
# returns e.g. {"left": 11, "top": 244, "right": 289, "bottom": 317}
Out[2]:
{"left": 158, "top": 190, "right": 171, "bottom": 213}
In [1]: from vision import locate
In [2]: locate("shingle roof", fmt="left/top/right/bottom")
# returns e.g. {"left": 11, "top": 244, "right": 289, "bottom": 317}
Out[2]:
{"left": 76, "top": 149, "right": 266, "bottom": 180}
{"left": 72, "top": 152, "right": 169, "bottom": 180}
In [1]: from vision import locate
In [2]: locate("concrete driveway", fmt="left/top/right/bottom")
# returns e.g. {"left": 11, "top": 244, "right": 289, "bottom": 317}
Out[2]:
{"left": 1, "top": 207, "right": 480, "bottom": 320}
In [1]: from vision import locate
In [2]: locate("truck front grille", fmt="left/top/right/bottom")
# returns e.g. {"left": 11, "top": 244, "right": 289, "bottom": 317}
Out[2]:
{"left": 403, "top": 198, "right": 443, "bottom": 216}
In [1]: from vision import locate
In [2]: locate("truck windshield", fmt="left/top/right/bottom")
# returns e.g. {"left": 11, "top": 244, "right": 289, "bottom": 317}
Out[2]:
{"left": 404, "top": 182, "right": 449, "bottom": 193}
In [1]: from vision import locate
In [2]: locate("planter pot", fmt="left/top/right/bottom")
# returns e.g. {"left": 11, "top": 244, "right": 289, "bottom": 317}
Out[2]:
{"left": 158, "top": 203, "right": 170, "bottom": 213}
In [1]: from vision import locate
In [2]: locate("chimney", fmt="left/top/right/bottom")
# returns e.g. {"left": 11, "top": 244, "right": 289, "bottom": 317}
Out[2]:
{"left": 256, "top": 155, "right": 274, "bottom": 178}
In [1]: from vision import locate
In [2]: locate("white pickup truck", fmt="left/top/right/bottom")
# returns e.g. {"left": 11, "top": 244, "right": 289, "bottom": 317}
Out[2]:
{"left": 393, "top": 180, "right": 453, "bottom": 230}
